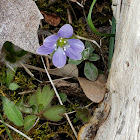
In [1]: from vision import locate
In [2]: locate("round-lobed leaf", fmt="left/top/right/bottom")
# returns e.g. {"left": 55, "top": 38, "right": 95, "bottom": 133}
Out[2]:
{"left": 29, "top": 94, "right": 37, "bottom": 106}
{"left": 36, "top": 85, "right": 55, "bottom": 109}
{"left": 43, "top": 105, "right": 66, "bottom": 122}
{"left": 84, "top": 62, "right": 98, "bottom": 81}
{"left": 2, "top": 96, "right": 23, "bottom": 126}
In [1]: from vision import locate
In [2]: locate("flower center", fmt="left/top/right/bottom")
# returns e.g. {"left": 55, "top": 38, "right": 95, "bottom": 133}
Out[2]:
{"left": 57, "top": 37, "right": 67, "bottom": 48}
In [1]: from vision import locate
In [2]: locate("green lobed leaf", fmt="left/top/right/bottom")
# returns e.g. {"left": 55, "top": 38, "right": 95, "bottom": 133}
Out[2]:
{"left": 24, "top": 115, "right": 37, "bottom": 131}
{"left": 59, "top": 93, "right": 67, "bottom": 103}
{"left": 5, "top": 53, "right": 17, "bottom": 63}
{"left": 3, "top": 41, "right": 15, "bottom": 53}
{"left": 8, "top": 83, "right": 20, "bottom": 91}
{"left": 68, "top": 59, "right": 83, "bottom": 65}
{"left": 89, "top": 53, "right": 100, "bottom": 61}
{"left": 29, "top": 94, "right": 38, "bottom": 114}
{"left": 16, "top": 50, "right": 28, "bottom": 58}
{"left": 2, "top": 96, "right": 23, "bottom": 126}
{"left": 36, "top": 85, "right": 55, "bottom": 108}
{"left": 38, "top": 104, "right": 44, "bottom": 113}
{"left": 43, "top": 105, "right": 66, "bottom": 122}
{"left": 29, "top": 94, "right": 37, "bottom": 106}
{"left": 76, "top": 108, "right": 91, "bottom": 122}
{"left": 84, "top": 62, "right": 98, "bottom": 81}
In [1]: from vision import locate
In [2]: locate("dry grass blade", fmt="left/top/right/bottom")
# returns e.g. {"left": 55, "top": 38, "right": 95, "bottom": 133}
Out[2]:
{"left": 0, "top": 120, "right": 32, "bottom": 140}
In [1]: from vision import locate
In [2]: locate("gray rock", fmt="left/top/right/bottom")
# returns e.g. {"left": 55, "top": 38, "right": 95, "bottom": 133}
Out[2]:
{"left": 0, "top": 0, "right": 43, "bottom": 56}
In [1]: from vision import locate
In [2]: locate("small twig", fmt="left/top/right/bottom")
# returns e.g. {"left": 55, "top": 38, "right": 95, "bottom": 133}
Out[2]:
{"left": 99, "top": 37, "right": 107, "bottom": 70}
{"left": 46, "top": 0, "right": 58, "bottom": 7}
{"left": 67, "top": 102, "right": 94, "bottom": 115}
{"left": 4, "top": 62, "right": 15, "bottom": 72}
{"left": 18, "top": 90, "right": 35, "bottom": 95}
{"left": 76, "top": 1, "right": 84, "bottom": 7}
{"left": 41, "top": 56, "right": 78, "bottom": 138}
{"left": 40, "top": 20, "right": 50, "bottom": 69}
{"left": 67, "top": 111, "right": 76, "bottom": 115}
{"left": 0, "top": 120, "right": 32, "bottom": 140}
{"left": 40, "top": 21, "right": 45, "bottom": 41}
{"left": 100, "top": 36, "right": 106, "bottom": 46}
{"left": 67, "top": 7, "right": 72, "bottom": 24}
{"left": 36, "top": 121, "right": 67, "bottom": 131}
{"left": 85, "top": 102, "right": 94, "bottom": 108}
{"left": 45, "top": 77, "right": 72, "bottom": 83}
{"left": 45, "top": 56, "right": 50, "bottom": 69}
{"left": 19, "top": 62, "right": 42, "bottom": 83}
{"left": 66, "top": 0, "right": 78, "bottom": 23}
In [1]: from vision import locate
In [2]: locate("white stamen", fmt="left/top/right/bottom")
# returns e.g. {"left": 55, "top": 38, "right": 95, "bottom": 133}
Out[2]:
{"left": 64, "top": 41, "right": 66, "bottom": 43}
{"left": 55, "top": 48, "right": 57, "bottom": 50}
{"left": 63, "top": 47, "right": 66, "bottom": 51}
{"left": 54, "top": 44, "right": 57, "bottom": 47}
{"left": 60, "top": 37, "right": 63, "bottom": 39}
{"left": 63, "top": 52, "right": 65, "bottom": 55}
{"left": 60, "top": 40, "right": 62, "bottom": 42}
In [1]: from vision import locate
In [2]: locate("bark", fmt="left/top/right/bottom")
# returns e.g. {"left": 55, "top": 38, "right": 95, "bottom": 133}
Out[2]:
{"left": 94, "top": 0, "right": 140, "bottom": 139}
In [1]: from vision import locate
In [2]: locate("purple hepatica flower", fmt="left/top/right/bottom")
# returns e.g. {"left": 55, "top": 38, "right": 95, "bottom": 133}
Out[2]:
{"left": 37, "top": 24, "right": 85, "bottom": 68}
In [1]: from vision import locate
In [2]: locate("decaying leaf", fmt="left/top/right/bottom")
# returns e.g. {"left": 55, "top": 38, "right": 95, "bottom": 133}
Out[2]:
{"left": 50, "top": 64, "right": 78, "bottom": 78}
{"left": 78, "top": 74, "right": 106, "bottom": 103}
{"left": 41, "top": 11, "right": 61, "bottom": 26}
{"left": 0, "top": 0, "right": 43, "bottom": 55}
{"left": 53, "top": 79, "right": 87, "bottom": 99}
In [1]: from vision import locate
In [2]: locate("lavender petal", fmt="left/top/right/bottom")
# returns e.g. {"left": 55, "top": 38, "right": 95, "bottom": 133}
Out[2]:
{"left": 57, "top": 24, "right": 73, "bottom": 38}
{"left": 65, "top": 47, "right": 82, "bottom": 60}
{"left": 52, "top": 47, "right": 67, "bottom": 68}
{"left": 68, "top": 39, "right": 85, "bottom": 52}
{"left": 43, "top": 34, "right": 59, "bottom": 48}
{"left": 37, "top": 45, "right": 54, "bottom": 55}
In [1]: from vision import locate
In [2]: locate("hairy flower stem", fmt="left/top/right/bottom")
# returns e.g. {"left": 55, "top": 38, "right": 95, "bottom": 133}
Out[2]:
{"left": 41, "top": 56, "right": 78, "bottom": 138}
{"left": 75, "top": 35, "right": 100, "bottom": 48}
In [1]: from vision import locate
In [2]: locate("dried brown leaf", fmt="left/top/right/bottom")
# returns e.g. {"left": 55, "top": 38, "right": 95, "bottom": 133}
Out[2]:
{"left": 50, "top": 64, "right": 78, "bottom": 78}
{"left": 41, "top": 11, "right": 61, "bottom": 26}
{"left": 78, "top": 74, "right": 106, "bottom": 103}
